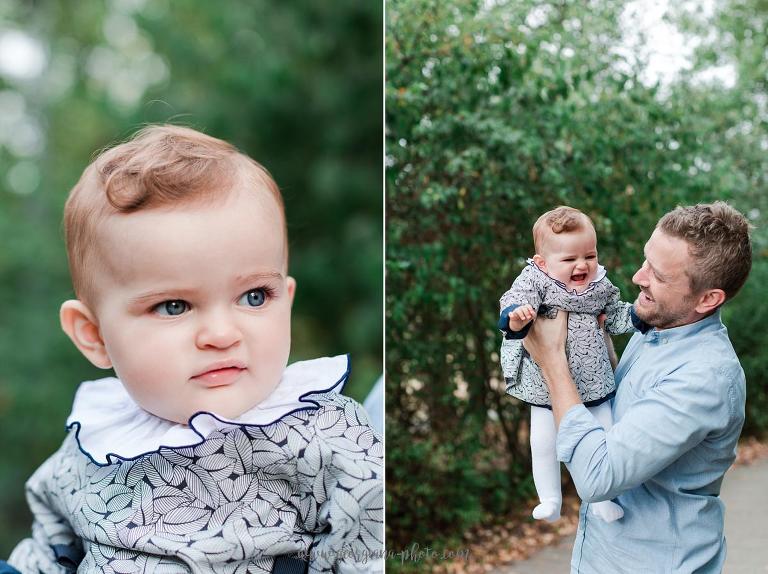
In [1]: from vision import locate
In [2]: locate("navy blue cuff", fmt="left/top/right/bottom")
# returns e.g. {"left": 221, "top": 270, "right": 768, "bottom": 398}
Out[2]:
{"left": 272, "top": 554, "right": 309, "bottom": 574}
{"left": 498, "top": 304, "right": 533, "bottom": 340}
{"left": 52, "top": 543, "right": 84, "bottom": 574}
{"left": 630, "top": 306, "right": 651, "bottom": 334}
{"left": 0, "top": 560, "right": 21, "bottom": 574}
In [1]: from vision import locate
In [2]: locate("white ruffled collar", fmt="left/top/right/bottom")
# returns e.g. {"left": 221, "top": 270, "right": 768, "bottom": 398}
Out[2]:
{"left": 527, "top": 258, "right": 608, "bottom": 295}
{"left": 66, "top": 354, "right": 349, "bottom": 466}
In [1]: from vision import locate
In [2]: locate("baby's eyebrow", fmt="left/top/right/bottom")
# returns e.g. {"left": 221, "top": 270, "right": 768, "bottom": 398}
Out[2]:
{"left": 129, "top": 289, "right": 196, "bottom": 305}
{"left": 235, "top": 271, "right": 285, "bottom": 284}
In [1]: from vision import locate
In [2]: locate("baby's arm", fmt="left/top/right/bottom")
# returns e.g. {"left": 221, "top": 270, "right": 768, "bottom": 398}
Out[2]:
{"left": 507, "top": 304, "right": 536, "bottom": 332}
{"left": 304, "top": 397, "right": 383, "bottom": 573}
{"left": 6, "top": 450, "right": 81, "bottom": 574}
{"left": 498, "top": 266, "right": 543, "bottom": 339}
{"left": 602, "top": 282, "right": 641, "bottom": 335}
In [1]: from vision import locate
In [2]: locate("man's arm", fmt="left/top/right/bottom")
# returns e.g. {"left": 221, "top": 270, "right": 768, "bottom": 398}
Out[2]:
{"left": 554, "top": 362, "right": 735, "bottom": 502}
{"left": 524, "top": 315, "right": 737, "bottom": 503}
{"left": 522, "top": 312, "right": 582, "bottom": 427}
{"left": 598, "top": 313, "right": 619, "bottom": 370}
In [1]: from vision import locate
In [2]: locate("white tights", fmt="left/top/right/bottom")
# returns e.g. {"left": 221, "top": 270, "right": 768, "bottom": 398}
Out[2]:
{"left": 530, "top": 402, "right": 623, "bottom": 523}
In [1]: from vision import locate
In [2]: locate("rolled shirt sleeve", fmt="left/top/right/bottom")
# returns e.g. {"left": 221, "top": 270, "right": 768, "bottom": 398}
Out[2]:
{"left": 556, "top": 361, "right": 737, "bottom": 503}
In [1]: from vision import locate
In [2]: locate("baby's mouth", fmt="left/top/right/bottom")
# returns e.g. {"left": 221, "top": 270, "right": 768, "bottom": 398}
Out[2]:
{"left": 571, "top": 273, "right": 587, "bottom": 283}
{"left": 192, "top": 360, "right": 247, "bottom": 387}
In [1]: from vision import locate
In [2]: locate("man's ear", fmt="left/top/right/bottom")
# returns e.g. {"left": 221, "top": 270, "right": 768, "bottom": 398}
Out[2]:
{"left": 60, "top": 300, "right": 112, "bottom": 369}
{"left": 286, "top": 276, "right": 297, "bottom": 306}
{"left": 532, "top": 254, "right": 547, "bottom": 271}
{"left": 694, "top": 288, "right": 726, "bottom": 315}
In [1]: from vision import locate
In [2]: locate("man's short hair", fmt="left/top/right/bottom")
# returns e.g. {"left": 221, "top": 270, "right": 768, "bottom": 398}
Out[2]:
{"left": 532, "top": 206, "right": 594, "bottom": 253}
{"left": 63, "top": 124, "right": 286, "bottom": 306}
{"left": 658, "top": 201, "right": 752, "bottom": 300}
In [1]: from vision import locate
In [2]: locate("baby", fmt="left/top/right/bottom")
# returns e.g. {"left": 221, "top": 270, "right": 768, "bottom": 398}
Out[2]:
{"left": 3, "top": 126, "right": 383, "bottom": 574}
{"left": 498, "top": 206, "right": 643, "bottom": 523}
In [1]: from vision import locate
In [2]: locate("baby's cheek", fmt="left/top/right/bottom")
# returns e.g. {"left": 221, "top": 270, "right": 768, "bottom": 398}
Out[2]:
{"left": 110, "top": 331, "right": 181, "bottom": 389}
{"left": 254, "top": 316, "right": 291, "bottom": 377}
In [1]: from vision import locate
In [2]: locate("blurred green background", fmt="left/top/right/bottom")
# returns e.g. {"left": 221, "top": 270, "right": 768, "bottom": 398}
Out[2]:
{"left": 386, "top": 0, "right": 767, "bottom": 569}
{"left": 0, "top": 0, "right": 381, "bottom": 554}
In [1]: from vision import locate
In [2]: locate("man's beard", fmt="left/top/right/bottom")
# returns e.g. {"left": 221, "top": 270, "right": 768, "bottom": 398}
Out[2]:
{"left": 634, "top": 291, "right": 696, "bottom": 330}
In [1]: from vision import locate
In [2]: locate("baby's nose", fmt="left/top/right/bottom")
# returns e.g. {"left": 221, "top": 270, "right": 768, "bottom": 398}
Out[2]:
{"left": 195, "top": 311, "right": 242, "bottom": 350}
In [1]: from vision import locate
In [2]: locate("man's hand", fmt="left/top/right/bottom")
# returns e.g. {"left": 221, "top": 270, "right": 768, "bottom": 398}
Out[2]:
{"left": 522, "top": 310, "right": 568, "bottom": 366}
{"left": 508, "top": 304, "right": 536, "bottom": 332}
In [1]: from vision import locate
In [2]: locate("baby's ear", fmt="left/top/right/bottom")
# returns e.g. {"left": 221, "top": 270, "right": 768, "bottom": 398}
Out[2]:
{"left": 286, "top": 276, "right": 297, "bottom": 306}
{"left": 60, "top": 300, "right": 112, "bottom": 369}
{"left": 532, "top": 254, "right": 547, "bottom": 271}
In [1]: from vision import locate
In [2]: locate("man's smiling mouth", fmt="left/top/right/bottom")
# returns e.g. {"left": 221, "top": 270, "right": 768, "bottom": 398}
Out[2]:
{"left": 640, "top": 291, "right": 655, "bottom": 303}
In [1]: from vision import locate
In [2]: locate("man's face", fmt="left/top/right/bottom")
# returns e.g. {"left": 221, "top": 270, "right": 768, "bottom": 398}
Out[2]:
{"left": 537, "top": 227, "right": 599, "bottom": 293}
{"left": 632, "top": 228, "right": 699, "bottom": 330}
{"left": 89, "top": 186, "right": 294, "bottom": 424}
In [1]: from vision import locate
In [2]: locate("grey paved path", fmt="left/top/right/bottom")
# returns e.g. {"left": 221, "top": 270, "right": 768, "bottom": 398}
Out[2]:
{"left": 492, "top": 458, "right": 768, "bottom": 574}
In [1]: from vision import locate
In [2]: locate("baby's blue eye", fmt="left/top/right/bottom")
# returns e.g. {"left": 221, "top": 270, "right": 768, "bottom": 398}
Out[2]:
{"left": 155, "top": 300, "right": 188, "bottom": 316}
{"left": 239, "top": 288, "right": 267, "bottom": 307}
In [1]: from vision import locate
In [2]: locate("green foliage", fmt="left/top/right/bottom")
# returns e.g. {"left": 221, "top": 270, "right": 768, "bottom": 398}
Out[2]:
{"left": 0, "top": 0, "right": 381, "bottom": 554}
{"left": 386, "top": 0, "right": 768, "bottom": 561}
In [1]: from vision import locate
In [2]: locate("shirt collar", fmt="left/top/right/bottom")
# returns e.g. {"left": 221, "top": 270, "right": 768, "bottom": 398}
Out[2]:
{"left": 643, "top": 310, "right": 723, "bottom": 344}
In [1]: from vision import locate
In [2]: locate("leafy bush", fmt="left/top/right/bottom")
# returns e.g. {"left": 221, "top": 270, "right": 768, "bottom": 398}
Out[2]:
{"left": 386, "top": 0, "right": 768, "bottom": 563}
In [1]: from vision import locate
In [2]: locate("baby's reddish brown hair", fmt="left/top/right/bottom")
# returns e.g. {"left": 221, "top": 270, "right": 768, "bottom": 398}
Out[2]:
{"left": 532, "top": 206, "right": 594, "bottom": 253}
{"left": 63, "top": 125, "right": 286, "bottom": 306}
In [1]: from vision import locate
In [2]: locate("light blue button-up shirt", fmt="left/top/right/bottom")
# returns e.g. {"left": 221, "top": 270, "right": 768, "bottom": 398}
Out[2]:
{"left": 556, "top": 310, "right": 745, "bottom": 573}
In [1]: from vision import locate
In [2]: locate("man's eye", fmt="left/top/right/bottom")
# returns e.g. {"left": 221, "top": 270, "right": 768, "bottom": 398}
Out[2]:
{"left": 239, "top": 288, "right": 267, "bottom": 307}
{"left": 154, "top": 300, "right": 188, "bottom": 316}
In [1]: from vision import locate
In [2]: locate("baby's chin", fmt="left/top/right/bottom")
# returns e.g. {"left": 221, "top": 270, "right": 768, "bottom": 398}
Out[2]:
{"left": 141, "top": 387, "right": 279, "bottom": 426}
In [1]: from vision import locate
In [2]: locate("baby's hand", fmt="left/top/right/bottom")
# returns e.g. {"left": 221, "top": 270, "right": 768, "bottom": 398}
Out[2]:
{"left": 508, "top": 304, "right": 536, "bottom": 332}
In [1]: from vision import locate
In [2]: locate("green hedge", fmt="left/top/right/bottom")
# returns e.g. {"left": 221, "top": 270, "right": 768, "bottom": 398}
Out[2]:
{"left": 386, "top": 0, "right": 768, "bottom": 565}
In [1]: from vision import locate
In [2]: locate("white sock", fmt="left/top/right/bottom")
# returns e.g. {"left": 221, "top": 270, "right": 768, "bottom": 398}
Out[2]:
{"left": 591, "top": 500, "right": 624, "bottom": 522}
{"left": 530, "top": 406, "right": 562, "bottom": 522}
{"left": 533, "top": 499, "right": 562, "bottom": 522}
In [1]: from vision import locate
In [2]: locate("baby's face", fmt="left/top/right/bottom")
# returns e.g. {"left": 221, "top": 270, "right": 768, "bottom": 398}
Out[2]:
{"left": 535, "top": 227, "right": 599, "bottom": 292}
{"left": 89, "top": 186, "right": 294, "bottom": 424}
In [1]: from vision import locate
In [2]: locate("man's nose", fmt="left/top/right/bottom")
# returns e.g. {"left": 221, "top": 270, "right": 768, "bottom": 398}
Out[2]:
{"left": 632, "top": 263, "right": 649, "bottom": 287}
{"left": 195, "top": 309, "right": 242, "bottom": 350}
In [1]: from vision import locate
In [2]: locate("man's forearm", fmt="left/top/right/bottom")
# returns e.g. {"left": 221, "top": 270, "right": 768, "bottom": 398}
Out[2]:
{"left": 540, "top": 356, "right": 582, "bottom": 427}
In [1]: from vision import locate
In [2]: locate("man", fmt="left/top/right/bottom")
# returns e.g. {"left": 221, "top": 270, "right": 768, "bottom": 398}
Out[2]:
{"left": 523, "top": 202, "right": 752, "bottom": 573}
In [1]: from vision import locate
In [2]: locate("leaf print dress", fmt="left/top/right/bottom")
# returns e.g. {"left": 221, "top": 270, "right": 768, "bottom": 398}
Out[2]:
{"left": 499, "top": 261, "right": 640, "bottom": 407}
{"left": 7, "top": 356, "right": 383, "bottom": 574}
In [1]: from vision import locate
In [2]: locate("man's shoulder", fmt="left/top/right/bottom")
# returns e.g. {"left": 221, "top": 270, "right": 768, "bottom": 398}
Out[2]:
{"left": 686, "top": 324, "right": 744, "bottom": 379}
